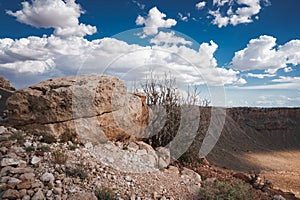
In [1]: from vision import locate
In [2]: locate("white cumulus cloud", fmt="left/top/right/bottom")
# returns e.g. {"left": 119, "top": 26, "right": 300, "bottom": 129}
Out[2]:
{"left": 6, "top": 0, "right": 96, "bottom": 37}
{"left": 196, "top": 1, "right": 206, "bottom": 10}
{"left": 0, "top": 1, "right": 243, "bottom": 89}
{"left": 209, "top": 0, "right": 263, "bottom": 28}
{"left": 231, "top": 35, "right": 300, "bottom": 73}
{"left": 135, "top": 7, "right": 177, "bottom": 37}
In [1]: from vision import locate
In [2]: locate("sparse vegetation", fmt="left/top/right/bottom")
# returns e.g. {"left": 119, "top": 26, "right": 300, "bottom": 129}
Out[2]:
{"left": 9, "top": 131, "right": 25, "bottom": 145}
{"left": 178, "top": 151, "right": 204, "bottom": 168}
{"left": 38, "top": 145, "right": 51, "bottom": 152}
{"left": 66, "top": 164, "right": 88, "bottom": 179}
{"left": 60, "top": 132, "right": 77, "bottom": 143}
{"left": 69, "top": 145, "right": 77, "bottom": 151}
{"left": 52, "top": 150, "right": 68, "bottom": 164}
{"left": 24, "top": 146, "right": 35, "bottom": 152}
{"left": 141, "top": 72, "right": 207, "bottom": 149}
{"left": 41, "top": 133, "right": 57, "bottom": 144}
{"left": 140, "top": 72, "right": 210, "bottom": 165}
{"left": 198, "top": 180, "right": 258, "bottom": 200}
{"left": 94, "top": 186, "right": 118, "bottom": 200}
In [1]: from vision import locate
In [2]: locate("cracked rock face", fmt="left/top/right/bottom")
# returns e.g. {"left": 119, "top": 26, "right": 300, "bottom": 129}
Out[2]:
{"left": 6, "top": 75, "right": 150, "bottom": 143}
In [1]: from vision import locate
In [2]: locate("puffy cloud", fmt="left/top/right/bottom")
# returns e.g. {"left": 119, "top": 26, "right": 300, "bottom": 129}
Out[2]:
{"left": 135, "top": 7, "right": 177, "bottom": 37}
{"left": 1, "top": 1, "right": 242, "bottom": 89}
{"left": 213, "top": 0, "right": 233, "bottom": 7}
{"left": 150, "top": 31, "right": 192, "bottom": 46}
{"left": 6, "top": 0, "right": 96, "bottom": 37}
{"left": 209, "top": 0, "right": 263, "bottom": 28}
{"left": 231, "top": 35, "right": 300, "bottom": 73}
{"left": 196, "top": 1, "right": 206, "bottom": 10}
{"left": 0, "top": 32, "right": 243, "bottom": 88}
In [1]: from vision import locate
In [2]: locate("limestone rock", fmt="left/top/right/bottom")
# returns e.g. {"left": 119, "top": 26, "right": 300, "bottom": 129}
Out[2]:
{"left": 17, "top": 180, "right": 32, "bottom": 190}
{"left": 32, "top": 189, "right": 45, "bottom": 200}
{"left": 2, "top": 189, "right": 20, "bottom": 199}
{"left": 181, "top": 167, "right": 202, "bottom": 183}
{"left": 1, "top": 158, "right": 24, "bottom": 167}
{"left": 6, "top": 75, "right": 150, "bottom": 143}
{"left": 273, "top": 195, "right": 286, "bottom": 200}
{"left": 31, "top": 156, "right": 42, "bottom": 165}
{"left": 40, "top": 172, "right": 55, "bottom": 183}
{"left": 20, "top": 173, "right": 35, "bottom": 181}
{"left": 0, "top": 126, "right": 7, "bottom": 134}
{"left": 156, "top": 147, "right": 171, "bottom": 168}
{"left": 7, "top": 177, "right": 21, "bottom": 188}
{"left": 0, "top": 77, "right": 15, "bottom": 91}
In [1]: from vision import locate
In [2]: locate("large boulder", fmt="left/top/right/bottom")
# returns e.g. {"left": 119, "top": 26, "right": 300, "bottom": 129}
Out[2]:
{"left": 6, "top": 75, "right": 150, "bottom": 143}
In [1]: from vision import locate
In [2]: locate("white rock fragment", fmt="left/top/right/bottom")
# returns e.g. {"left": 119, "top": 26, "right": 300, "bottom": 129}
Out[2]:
{"left": 40, "top": 172, "right": 55, "bottom": 183}
{"left": 31, "top": 156, "right": 41, "bottom": 165}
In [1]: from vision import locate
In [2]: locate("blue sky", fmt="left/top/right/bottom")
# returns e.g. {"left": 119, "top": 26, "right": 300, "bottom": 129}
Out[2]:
{"left": 0, "top": 0, "right": 299, "bottom": 107}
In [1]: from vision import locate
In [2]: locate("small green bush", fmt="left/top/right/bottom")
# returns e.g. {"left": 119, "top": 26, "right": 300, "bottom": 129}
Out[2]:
{"left": 198, "top": 180, "right": 258, "bottom": 200}
{"left": 52, "top": 150, "right": 68, "bottom": 164}
{"left": 94, "top": 187, "right": 117, "bottom": 200}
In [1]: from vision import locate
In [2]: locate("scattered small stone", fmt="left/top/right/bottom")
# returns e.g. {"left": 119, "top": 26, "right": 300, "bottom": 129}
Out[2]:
{"left": 27, "top": 189, "right": 35, "bottom": 196}
{"left": 7, "top": 177, "right": 22, "bottom": 188}
{"left": 24, "top": 141, "right": 32, "bottom": 148}
{"left": 31, "top": 181, "right": 43, "bottom": 189}
{"left": 17, "top": 180, "right": 33, "bottom": 190}
{"left": 31, "top": 156, "right": 42, "bottom": 165}
{"left": 10, "top": 167, "right": 34, "bottom": 174}
{"left": 273, "top": 195, "right": 286, "bottom": 200}
{"left": 0, "top": 126, "right": 7, "bottom": 134}
{"left": 19, "top": 189, "right": 27, "bottom": 197}
{"left": 125, "top": 175, "right": 132, "bottom": 182}
{"left": 84, "top": 142, "right": 93, "bottom": 149}
{"left": 20, "top": 173, "right": 35, "bottom": 181}
{"left": 46, "top": 190, "right": 52, "bottom": 197}
{"left": 0, "top": 146, "right": 8, "bottom": 154}
{"left": 53, "top": 187, "right": 62, "bottom": 195}
{"left": 22, "top": 195, "right": 31, "bottom": 200}
{"left": 40, "top": 172, "right": 55, "bottom": 183}
{"left": 31, "top": 189, "right": 45, "bottom": 200}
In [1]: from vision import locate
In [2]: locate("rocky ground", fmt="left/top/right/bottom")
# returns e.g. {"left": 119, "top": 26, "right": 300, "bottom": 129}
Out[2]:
{"left": 1, "top": 75, "right": 299, "bottom": 200}
{"left": 0, "top": 125, "right": 205, "bottom": 200}
{"left": 1, "top": 125, "right": 298, "bottom": 200}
